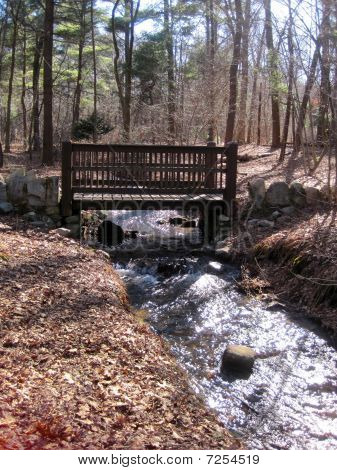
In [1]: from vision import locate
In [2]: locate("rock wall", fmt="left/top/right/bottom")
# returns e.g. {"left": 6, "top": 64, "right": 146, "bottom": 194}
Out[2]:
{"left": 0, "top": 170, "right": 60, "bottom": 222}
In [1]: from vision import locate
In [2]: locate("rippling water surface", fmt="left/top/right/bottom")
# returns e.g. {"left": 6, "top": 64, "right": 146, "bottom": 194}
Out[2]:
{"left": 108, "top": 211, "right": 337, "bottom": 449}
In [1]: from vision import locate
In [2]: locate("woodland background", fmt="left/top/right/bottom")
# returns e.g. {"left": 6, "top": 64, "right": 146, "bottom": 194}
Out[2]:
{"left": 0, "top": 0, "right": 336, "bottom": 190}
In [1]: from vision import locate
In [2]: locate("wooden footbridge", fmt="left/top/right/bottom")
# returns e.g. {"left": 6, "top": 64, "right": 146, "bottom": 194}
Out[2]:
{"left": 61, "top": 141, "right": 238, "bottom": 219}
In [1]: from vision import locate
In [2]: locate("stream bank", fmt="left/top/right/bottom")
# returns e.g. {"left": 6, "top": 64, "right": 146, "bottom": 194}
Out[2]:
{"left": 0, "top": 215, "right": 240, "bottom": 450}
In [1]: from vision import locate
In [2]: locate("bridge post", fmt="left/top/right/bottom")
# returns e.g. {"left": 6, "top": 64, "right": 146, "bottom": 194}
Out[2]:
{"left": 61, "top": 141, "right": 73, "bottom": 217}
{"left": 206, "top": 141, "right": 217, "bottom": 189}
{"left": 223, "top": 141, "right": 238, "bottom": 217}
{"left": 0, "top": 142, "right": 3, "bottom": 168}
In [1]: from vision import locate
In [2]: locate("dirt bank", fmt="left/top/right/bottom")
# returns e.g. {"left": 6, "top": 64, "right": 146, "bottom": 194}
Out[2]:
{"left": 222, "top": 205, "right": 337, "bottom": 336}
{"left": 0, "top": 216, "right": 241, "bottom": 450}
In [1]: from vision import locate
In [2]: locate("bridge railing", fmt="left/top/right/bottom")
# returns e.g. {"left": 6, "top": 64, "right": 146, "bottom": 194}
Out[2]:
{"left": 61, "top": 141, "right": 238, "bottom": 216}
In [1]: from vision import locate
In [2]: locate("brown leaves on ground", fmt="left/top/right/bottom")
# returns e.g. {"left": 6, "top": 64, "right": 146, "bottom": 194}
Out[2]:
{"left": 0, "top": 217, "right": 241, "bottom": 450}
{"left": 231, "top": 207, "right": 337, "bottom": 333}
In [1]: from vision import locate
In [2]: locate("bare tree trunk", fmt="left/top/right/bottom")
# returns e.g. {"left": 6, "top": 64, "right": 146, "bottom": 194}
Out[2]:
{"left": 294, "top": 42, "right": 320, "bottom": 151}
{"left": 0, "top": 0, "right": 9, "bottom": 143}
{"left": 42, "top": 0, "right": 54, "bottom": 165}
{"left": 21, "top": 25, "right": 27, "bottom": 150}
{"left": 280, "top": 1, "right": 294, "bottom": 162}
{"left": 264, "top": 0, "right": 280, "bottom": 148}
{"left": 4, "top": 0, "right": 21, "bottom": 153}
{"left": 164, "top": 0, "right": 176, "bottom": 142}
{"left": 236, "top": 0, "right": 251, "bottom": 143}
{"left": 90, "top": 0, "right": 97, "bottom": 142}
{"left": 111, "top": 0, "right": 140, "bottom": 142}
{"left": 247, "top": 32, "right": 264, "bottom": 144}
{"left": 316, "top": 2, "right": 331, "bottom": 144}
{"left": 30, "top": 33, "right": 43, "bottom": 154}
{"left": 225, "top": 0, "right": 243, "bottom": 143}
{"left": 206, "top": 0, "right": 217, "bottom": 143}
{"left": 72, "top": 0, "right": 87, "bottom": 132}
{"left": 257, "top": 81, "right": 262, "bottom": 145}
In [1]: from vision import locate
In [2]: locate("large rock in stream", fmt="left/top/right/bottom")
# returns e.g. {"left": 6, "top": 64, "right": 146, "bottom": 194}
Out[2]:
{"left": 221, "top": 344, "right": 256, "bottom": 375}
{"left": 97, "top": 220, "right": 124, "bottom": 246}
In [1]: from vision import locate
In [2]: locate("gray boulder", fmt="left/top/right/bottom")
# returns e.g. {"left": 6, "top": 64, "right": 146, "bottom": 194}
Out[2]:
{"left": 53, "top": 227, "right": 72, "bottom": 238}
{"left": 266, "top": 181, "right": 290, "bottom": 207}
{"left": 247, "top": 219, "right": 274, "bottom": 228}
{"left": 23, "top": 211, "right": 38, "bottom": 222}
{"left": 221, "top": 344, "right": 256, "bottom": 375}
{"left": 0, "top": 176, "right": 7, "bottom": 203}
{"left": 169, "top": 216, "right": 189, "bottom": 226}
{"left": 65, "top": 215, "right": 80, "bottom": 225}
{"left": 248, "top": 178, "right": 266, "bottom": 209}
{"left": 289, "top": 182, "right": 306, "bottom": 207}
{"left": 280, "top": 206, "right": 295, "bottom": 216}
{"left": 6, "top": 173, "right": 26, "bottom": 205}
{"left": 0, "top": 202, "right": 14, "bottom": 214}
{"left": 305, "top": 187, "right": 322, "bottom": 205}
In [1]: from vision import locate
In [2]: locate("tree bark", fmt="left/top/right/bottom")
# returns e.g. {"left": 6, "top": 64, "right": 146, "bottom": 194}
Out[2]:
{"left": 225, "top": 0, "right": 243, "bottom": 143}
{"left": 164, "top": 0, "right": 176, "bottom": 143}
{"left": 111, "top": 0, "right": 140, "bottom": 142}
{"left": 294, "top": 42, "right": 320, "bottom": 151}
{"left": 247, "top": 32, "right": 264, "bottom": 144}
{"left": 236, "top": 0, "right": 251, "bottom": 143}
{"left": 90, "top": 0, "right": 97, "bottom": 142}
{"left": 42, "top": 0, "right": 54, "bottom": 165}
{"left": 279, "top": 2, "right": 294, "bottom": 162}
{"left": 30, "top": 33, "right": 43, "bottom": 153}
{"left": 206, "top": 0, "right": 217, "bottom": 143}
{"left": 72, "top": 0, "right": 87, "bottom": 133}
{"left": 264, "top": 0, "right": 281, "bottom": 148}
{"left": 4, "top": 0, "right": 21, "bottom": 153}
{"left": 316, "top": 2, "right": 331, "bottom": 144}
{"left": 21, "top": 25, "right": 27, "bottom": 150}
{"left": 0, "top": 0, "right": 9, "bottom": 143}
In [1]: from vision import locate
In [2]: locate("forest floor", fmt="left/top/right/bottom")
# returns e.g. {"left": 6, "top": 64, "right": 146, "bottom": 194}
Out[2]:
{"left": 0, "top": 215, "right": 242, "bottom": 450}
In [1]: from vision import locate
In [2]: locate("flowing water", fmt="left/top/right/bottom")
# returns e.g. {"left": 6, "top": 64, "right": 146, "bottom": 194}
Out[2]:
{"left": 106, "top": 210, "right": 337, "bottom": 450}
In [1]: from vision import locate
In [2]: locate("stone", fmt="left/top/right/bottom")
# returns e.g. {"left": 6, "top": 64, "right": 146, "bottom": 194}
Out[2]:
{"left": 169, "top": 216, "right": 189, "bottom": 226}
{"left": 0, "top": 177, "right": 7, "bottom": 203}
{"left": 220, "top": 345, "right": 256, "bottom": 375}
{"left": 289, "top": 182, "right": 306, "bottom": 207}
{"left": 265, "top": 181, "right": 290, "bottom": 207}
{"left": 66, "top": 223, "right": 81, "bottom": 238}
{"left": 6, "top": 174, "right": 26, "bottom": 205}
{"left": 0, "top": 202, "right": 14, "bottom": 214}
{"left": 271, "top": 210, "right": 282, "bottom": 220}
{"left": 215, "top": 245, "right": 232, "bottom": 260}
{"left": 248, "top": 219, "right": 274, "bottom": 228}
{"left": 45, "top": 206, "right": 60, "bottom": 217}
{"left": 30, "top": 221, "right": 46, "bottom": 228}
{"left": 305, "top": 186, "right": 322, "bottom": 205}
{"left": 280, "top": 206, "right": 295, "bottom": 216}
{"left": 65, "top": 215, "right": 80, "bottom": 225}
{"left": 23, "top": 211, "right": 38, "bottom": 222}
{"left": 248, "top": 178, "right": 266, "bottom": 209}
{"left": 97, "top": 220, "right": 124, "bottom": 246}
{"left": 53, "top": 227, "right": 72, "bottom": 238}
{"left": 321, "top": 184, "right": 331, "bottom": 200}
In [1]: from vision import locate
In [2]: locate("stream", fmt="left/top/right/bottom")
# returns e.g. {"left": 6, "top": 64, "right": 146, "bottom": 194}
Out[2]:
{"left": 105, "top": 210, "right": 337, "bottom": 450}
